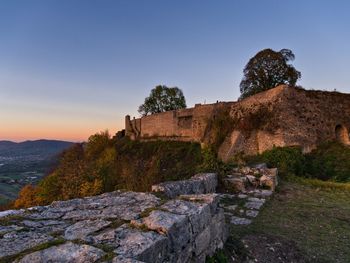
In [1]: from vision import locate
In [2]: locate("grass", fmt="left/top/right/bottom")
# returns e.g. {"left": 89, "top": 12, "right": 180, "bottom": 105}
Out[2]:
{"left": 228, "top": 178, "right": 350, "bottom": 263}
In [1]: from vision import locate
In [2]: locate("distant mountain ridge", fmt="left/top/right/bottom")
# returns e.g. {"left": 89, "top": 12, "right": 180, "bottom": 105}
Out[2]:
{"left": 0, "top": 139, "right": 74, "bottom": 158}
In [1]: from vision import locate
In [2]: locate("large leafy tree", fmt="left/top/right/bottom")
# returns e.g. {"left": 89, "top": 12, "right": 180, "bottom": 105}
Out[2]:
{"left": 239, "top": 48, "right": 301, "bottom": 99}
{"left": 138, "top": 85, "right": 186, "bottom": 116}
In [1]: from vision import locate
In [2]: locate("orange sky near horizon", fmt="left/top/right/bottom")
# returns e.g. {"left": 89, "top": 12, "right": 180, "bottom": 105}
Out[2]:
{"left": 0, "top": 110, "right": 124, "bottom": 142}
{"left": 1, "top": 124, "right": 122, "bottom": 142}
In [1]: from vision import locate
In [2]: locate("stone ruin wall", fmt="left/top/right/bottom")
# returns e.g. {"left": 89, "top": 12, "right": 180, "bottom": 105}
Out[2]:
{"left": 125, "top": 102, "right": 234, "bottom": 141}
{"left": 219, "top": 86, "right": 350, "bottom": 160}
{"left": 125, "top": 85, "right": 350, "bottom": 160}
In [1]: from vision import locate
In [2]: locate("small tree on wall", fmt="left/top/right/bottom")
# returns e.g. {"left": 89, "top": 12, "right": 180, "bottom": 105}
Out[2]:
{"left": 239, "top": 48, "right": 301, "bottom": 99}
{"left": 138, "top": 85, "right": 187, "bottom": 116}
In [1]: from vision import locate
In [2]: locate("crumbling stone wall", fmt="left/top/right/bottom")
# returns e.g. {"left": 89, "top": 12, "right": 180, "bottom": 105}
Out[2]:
{"left": 125, "top": 85, "right": 350, "bottom": 160}
{"left": 0, "top": 174, "right": 227, "bottom": 263}
{"left": 219, "top": 86, "right": 350, "bottom": 160}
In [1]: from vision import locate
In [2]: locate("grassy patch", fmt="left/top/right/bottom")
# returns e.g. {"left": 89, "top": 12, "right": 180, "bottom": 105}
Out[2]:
{"left": 228, "top": 179, "right": 350, "bottom": 263}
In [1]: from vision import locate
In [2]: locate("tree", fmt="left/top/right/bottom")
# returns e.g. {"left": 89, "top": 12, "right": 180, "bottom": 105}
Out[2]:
{"left": 14, "top": 185, "right": 39, "bottom": 208}
{"left": 239, "top": 48, "right": 301, "bottom": 99}
{"left": 138, "top": 85, "right": 186, "bottom": 116}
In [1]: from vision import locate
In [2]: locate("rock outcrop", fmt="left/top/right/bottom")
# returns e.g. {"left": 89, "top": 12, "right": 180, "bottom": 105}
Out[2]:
{"left": 222, "top": 165, "right": 278, "bottom": 192}
{"left": 0, "top": 174, "right": 227, "bottom": 263}
{"left": 151, "top": 173, "right": 217, "bottom": 198}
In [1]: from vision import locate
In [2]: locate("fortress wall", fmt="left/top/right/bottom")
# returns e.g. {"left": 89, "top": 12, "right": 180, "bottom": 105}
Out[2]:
{"left": 272, "top": 87, "right": 350, "bottom": 150}
{"left": 219, "top": 86, "right": 350, "bottom": 159}
{"left": 140, "top": 111, "right": 177, "bottom": 138}
{"left": 126, "top": 86, "right": 350, "bottom": 159}
{"left": 126, "top": 102, "right": 234, "bottom": 141}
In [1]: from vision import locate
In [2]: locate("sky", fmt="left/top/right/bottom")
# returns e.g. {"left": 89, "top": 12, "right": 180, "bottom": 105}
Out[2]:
{"left": 1, "top": 0, "right": 350, "bottom": 142}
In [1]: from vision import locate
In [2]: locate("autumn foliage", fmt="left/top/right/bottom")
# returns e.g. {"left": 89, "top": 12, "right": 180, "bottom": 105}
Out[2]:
{"left": 14, "top": 131, "right": 203, "bottom": 208}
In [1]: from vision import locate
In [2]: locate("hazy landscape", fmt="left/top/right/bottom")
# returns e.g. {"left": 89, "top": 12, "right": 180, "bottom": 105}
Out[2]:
{"left": 0, "top": 140, "right": 73, "bottom": 204}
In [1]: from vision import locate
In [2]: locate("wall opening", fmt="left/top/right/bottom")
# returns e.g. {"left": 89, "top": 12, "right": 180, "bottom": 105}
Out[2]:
{"left": 335, "top": 124, "right": 350, "bottom": 145}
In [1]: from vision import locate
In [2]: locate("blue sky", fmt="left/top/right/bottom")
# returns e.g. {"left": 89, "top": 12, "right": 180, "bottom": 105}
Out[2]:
{"left": 1, "top": 0, "right": 350, "bottom": 141}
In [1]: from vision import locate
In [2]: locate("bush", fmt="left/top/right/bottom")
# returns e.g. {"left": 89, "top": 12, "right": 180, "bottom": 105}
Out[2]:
{"left": 305, "top": 142, "right": 350, "bottom": 182}
{"left": 247, "top": 146, "right": 306, "bottom": 177}
{"left": 246, "top": 142, "right": 350, "bottom": 183}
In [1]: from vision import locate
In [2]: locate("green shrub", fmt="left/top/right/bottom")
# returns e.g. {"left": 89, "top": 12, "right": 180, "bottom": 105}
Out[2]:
{"left": 206, "top": 250, "right": 228, "bottom": 263}
{"left": 247, "top": 146, "right": 306, "bottom": 177}
{"left": 246, "top": 142, "right": 350, "bottom": 183}
{"left": 305, "top": 142, "right": 350, "bottom": 182}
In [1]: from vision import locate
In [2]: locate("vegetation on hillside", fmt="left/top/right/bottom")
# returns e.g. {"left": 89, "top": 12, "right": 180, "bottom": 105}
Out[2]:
{"left": 12, "top": 130, "right": 350, "bottom": 210}
{"left": 239, "top": 48, "right": 301, "bottom": 99}
{"left": 245, "top": 141, "right": 350, "bottom": 182}
{"left": 13, "top": 131, "right": 203, "bottom": 208}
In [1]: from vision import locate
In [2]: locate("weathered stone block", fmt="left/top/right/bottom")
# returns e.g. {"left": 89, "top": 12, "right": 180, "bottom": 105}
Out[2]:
{"left": 161, "top": 199, "right": 211, "bottom": 236}
{"left": 17, "top": 242, "right": 105, "bottom": 263}
{"left": 260, "top": 168, "right": 278, "bottom": 191}
{"left": 92, "top": 224, "right": 168, "bottom": 263}
{"left": 222, "top": 178, "right": 246, "bottom": 192}
{"left": 112, "top": 256, "right": 146, "bottom": 263}
{"left": 139, "top": 210, "right": 191, "bottom": 253}
{"left": 152, "top": 173, "right": 217, "bottom": 198}
{"left": 0, "top": 232, "right": 54, "bottom": 258}
{"left": 64, "top": 219, "right": 111, "bottom": 241}
{"left": 194, "top": 226, "right": 211, "bottom": 256}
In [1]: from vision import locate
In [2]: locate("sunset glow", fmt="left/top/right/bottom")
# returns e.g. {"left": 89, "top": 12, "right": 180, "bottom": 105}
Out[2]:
{"left": 1, "top": 1, "right": 350, "bottom": 142}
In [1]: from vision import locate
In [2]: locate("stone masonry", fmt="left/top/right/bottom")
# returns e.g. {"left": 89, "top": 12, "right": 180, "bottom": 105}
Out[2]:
{"left": 125, "top": 85, "right": 350, "bottom": 160}
{"left": 0, "top": 174, "right": 227, "bottom": 263}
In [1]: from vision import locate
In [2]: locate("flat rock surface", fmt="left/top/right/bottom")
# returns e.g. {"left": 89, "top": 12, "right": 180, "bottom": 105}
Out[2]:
{"left": 0, "top": 172, "right": 247, "bottom": 263}
{"left": 0, "top": 231, "right": 54, "bottom": 258}
{"left": 16, "top": 242, "right": 105, "bottom": 263}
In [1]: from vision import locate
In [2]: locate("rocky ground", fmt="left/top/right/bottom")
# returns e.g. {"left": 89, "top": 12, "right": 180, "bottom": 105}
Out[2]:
{"left": 0, "top": 174, "right": 227, "bottom": 263}
{"left": 0, "top": 167, "right": 294, "bottom": 263}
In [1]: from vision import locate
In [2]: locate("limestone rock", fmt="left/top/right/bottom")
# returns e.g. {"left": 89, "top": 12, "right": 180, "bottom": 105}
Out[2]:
{"left": 111, "top": 256, "right": 146, "bottom": 263}
{"left": 139, "top": 210, "right": 191, "bottom": 252}
{"left": 194, "top": 225, "right": 211, "bottom": 256}
{"left": 64, "top": 219, "right": 111, "bottom": 240}
{"left": 161, "top": 199, "right": 212, "bottom": 236}
{"left": 0, "top": 177, "right": 228, "bottom": 263}
{"left": 92, "top": 224, "right": 168, "bottom": 263}
{"left": 151, "top": 173, "right": 217, "bottom": 198}
{"left": 17, "top": 242, "right": 105, "bottom": 263}
{"left": 245, "top": 198, "right": 265, "bottom": 210}
{"left": 246, "top": 210, "right": 259, "bottom": 218}
{"left": 230, "top": 216, "right": 252, "bottom": 225}
{"left": 223, "top": 178, "right": 245, "bottom": 192}
{"left": 260, "top": 168, "right": 278, "bottom": 191}
{"left": 0, "top": 231, "right": 54, "bottom": 258}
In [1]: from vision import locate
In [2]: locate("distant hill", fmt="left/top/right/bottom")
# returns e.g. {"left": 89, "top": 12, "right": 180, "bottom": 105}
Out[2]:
{"left": 0, "top": 139, "right": 74, "bottom": 158}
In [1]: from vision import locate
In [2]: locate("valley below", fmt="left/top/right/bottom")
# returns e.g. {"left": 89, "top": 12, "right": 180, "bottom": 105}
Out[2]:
{"left": 0, "top": 140, "right": 74, "bottom": 205}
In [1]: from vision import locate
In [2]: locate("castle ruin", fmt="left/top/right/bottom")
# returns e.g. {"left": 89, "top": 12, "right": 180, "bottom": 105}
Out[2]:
{"left": 125, "top": 85, "right": 350, "bottom": 161}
